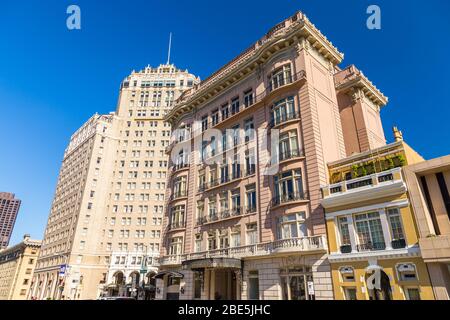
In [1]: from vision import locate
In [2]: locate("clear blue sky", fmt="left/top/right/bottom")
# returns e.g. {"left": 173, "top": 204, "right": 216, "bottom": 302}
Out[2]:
{"left": 1, "top": 0, "right": 449, "bottom": 245}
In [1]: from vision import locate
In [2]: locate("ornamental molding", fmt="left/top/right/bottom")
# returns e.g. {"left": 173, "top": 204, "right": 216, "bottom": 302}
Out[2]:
{"left": 334, "top": 65, "right": 388, "bottom": 107}
{"left": 165, "top": 11, "right": 344, "bottom": 125}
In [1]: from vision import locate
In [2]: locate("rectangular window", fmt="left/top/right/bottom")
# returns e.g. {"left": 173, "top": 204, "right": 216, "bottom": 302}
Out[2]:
{"left": 231, "top": 189, "right": 241, "bottom": 215}
{"left": 201, "top": 115, "right": 208, "bottom": 132}
{"left": 387, "top": 208, "right": 405, "bottom": 241}
{"left": 344, "top": 288, "right": 357, "bottom": 300}
{"left": 354, "top": 212, "right": 385, "bottom": 251}
{"left": 405, "top": 288, "right": 421, "bottom": 300}
{"left": 248, "top": 271, "right": 260, "bottom": 300}
{"left": 231, "top": 97, "right": 240, "bottom": 115}
{"left": 338, "top": 217, "right": 351, "bottom": 246}
{"left": 244, "top": 118, "right": 254, "bottom": 142}
{"left": 169, "top": 237, "right": 183, "bottom": 255}
{"left": 244, "top": 89, "right": 254, "bottom": 108}
{"left": 273, "top": 169, "right": 304, "bottom": 205}
{"left": 269, "top": 64, "right": 292, "bottom": 91}
{"left": 230, "top": 226, "right": 241, "bottom": 247}
{"left": 211, "top": 109, "right": 219, "bottom": 126}
{"left": 271, "top": 96, "right": 296, "bottom": 126}
{"left": 221, "top": 104, "right": 229, "bottom": 120}
{"left": 277, "top": 212, "right": 307, "bottom": 240}
{"left": 245, "top": 184, "right": 257, "bottom": 213}
{"left": 246, "top": 223, "right": 257, "bottom": 245}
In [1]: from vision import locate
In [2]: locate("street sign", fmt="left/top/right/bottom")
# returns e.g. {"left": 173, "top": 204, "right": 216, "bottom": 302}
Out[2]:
{"left": 59, "top": 264, "right": 67, "bottom": 276}
{"left": 307, "top": 281, "right": 315, "bottom": 295}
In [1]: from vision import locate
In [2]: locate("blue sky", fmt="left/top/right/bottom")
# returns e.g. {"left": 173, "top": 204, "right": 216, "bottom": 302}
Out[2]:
{"left": 1, "top": 0, "right": 449, "bottom": 245}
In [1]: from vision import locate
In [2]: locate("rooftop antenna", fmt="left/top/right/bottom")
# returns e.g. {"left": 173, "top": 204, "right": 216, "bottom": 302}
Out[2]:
{"left": 166, "top": 32, "right": 172, "bottom": 65}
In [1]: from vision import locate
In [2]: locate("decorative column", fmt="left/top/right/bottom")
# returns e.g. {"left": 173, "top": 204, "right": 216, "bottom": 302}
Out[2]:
{"left": 379, "top": 209, "right": 392, "bottom": 250}
{"left": 346, "top": 215, "right": 358, "bottom": 253}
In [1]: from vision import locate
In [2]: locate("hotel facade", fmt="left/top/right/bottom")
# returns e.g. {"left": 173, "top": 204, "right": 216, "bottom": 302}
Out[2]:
{"left": 29, "top": 65, "right": 199, "bottom": 300}
{"left": 156, "top": 11, "right": 391, "bottom": 300}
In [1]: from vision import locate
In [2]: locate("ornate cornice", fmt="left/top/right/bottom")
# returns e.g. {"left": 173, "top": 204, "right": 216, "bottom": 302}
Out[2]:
{"left": 165, "top": 11, "right": 344, "bottom": 125}
{"left": 334, "top": 64, "right": 388, "bottom": 108}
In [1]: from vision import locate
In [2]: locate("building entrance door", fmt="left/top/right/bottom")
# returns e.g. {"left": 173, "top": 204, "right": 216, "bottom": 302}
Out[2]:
{"left": 212, "top": 269, "right": 238, "bottom": 300}
{"left": 280, "top": 267, "right": 314, "bottom": 300}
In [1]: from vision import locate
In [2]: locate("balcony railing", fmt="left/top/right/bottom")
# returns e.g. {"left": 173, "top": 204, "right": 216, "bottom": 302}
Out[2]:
{"left": 356, "top": 241, "right": 386, "bottom": 252}
{"left": 269, "top": 111, "right": 300, "bottom": 128}
{"left": 195, "top": 207, "right": 248, "bottom": 226}
{"left": 322, "top": 168, "right": 403, "bottom": 199}
{"left": 173, "top": 162, "right": 189, "bottom": 171}
{"left": 271, "top": 191, "right": 309, "bottom": 207}
{"left": 170, "top": 190, "right": 187, "bottom": 201}
{"left": 158, "top": 235, "right": 326, "bottom": 266}
{"left": 168, "top": 221, "right": 186, "bottom": 230}
{"left": 279, "top": 148, "right": 304, "bottom": 162}
{"left": 246, "top": 206, "right": 257, "bottom": 214}
{"left": 188, "top": 70, "right": 306, "bottom": 138}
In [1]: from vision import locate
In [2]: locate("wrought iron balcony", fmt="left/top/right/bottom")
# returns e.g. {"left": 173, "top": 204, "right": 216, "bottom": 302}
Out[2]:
{"left": 269, "top": 111, "right": 300, "bottom": 128}
{"left": 168, "top": 221, "right": 186, "bottom": 230}
{"left": 170, "top": 190, "right": 187, "bottom": 201}
{"left": 271, "top": 191, "right": 309, "bottom": 207}
{"left": 279, "top": 148, "right": 305, "bottom": 162}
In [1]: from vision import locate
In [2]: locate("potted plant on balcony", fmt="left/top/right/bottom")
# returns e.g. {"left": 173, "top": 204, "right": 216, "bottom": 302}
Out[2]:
{"left": 391, "top": 238, "right": 406, "bottom": 249}
{"left": 340, "top": 244, "right": 352, "bottom": 253}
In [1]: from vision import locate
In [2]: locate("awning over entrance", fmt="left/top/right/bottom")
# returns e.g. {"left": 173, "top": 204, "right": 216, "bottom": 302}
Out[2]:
{"left": 182, "top": 257, "right": 242, "bottom": 270}
{"left": 153, "top": 271, "right": 184, "bottom": 279}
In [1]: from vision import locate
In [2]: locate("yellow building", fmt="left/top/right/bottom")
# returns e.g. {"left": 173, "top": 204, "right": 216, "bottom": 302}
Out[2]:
{"left": 321, "top": 136, "right": 435, "bottom": 300}
{"left": 0, "top": 235, "right": 41, "bottom": 300}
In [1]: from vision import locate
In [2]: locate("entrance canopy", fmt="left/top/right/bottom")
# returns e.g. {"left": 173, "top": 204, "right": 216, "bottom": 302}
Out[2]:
{"left": 182, "top": 257, "right": 242, "bottom": 270}
{"left": 153, "top": 270, "right": 184, "bottom": 279}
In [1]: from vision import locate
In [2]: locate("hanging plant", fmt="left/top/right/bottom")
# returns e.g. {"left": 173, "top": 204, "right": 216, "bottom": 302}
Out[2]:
{"left": 351, "top": 165, "right": 359, "bottom": 178}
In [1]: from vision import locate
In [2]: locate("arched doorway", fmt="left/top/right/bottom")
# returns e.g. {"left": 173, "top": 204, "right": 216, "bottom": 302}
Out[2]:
{"left": 366, "top": 267, "right": 392, "bottom": 300}
{"left": 128, "top": 271, "right": 140, "bottom": 298}
{"left": 144, "top": 272, "right": 156, "bottom": 300}
{"left": 107, "top": 271, "right": 125, "bottom": 297}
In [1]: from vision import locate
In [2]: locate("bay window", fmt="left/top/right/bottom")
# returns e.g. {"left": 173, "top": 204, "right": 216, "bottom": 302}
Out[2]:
{"left": 169, "top": 237, "right": 183, "bottom": 255}
{"left": 269, "top": 64, "right": 292, "bottom": 91}
{"left": 271, "top": 96, "right": 296, "bottom": 126}
{"left": 173, "top": 176, "right": 187, "bottom": 198}
{"left": 273, "top": 169, "right": 305, "bottom": 205}
{"left": 169, "top": 205, "right": 185, "bottom": 229}
{"left": 279, "top": 130, "right": 300, "bottom": 161}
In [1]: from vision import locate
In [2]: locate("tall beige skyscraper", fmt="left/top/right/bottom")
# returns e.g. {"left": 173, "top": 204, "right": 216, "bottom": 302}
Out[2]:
{"left": 30, "top": 64, "right": 199, "bottom": 300}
